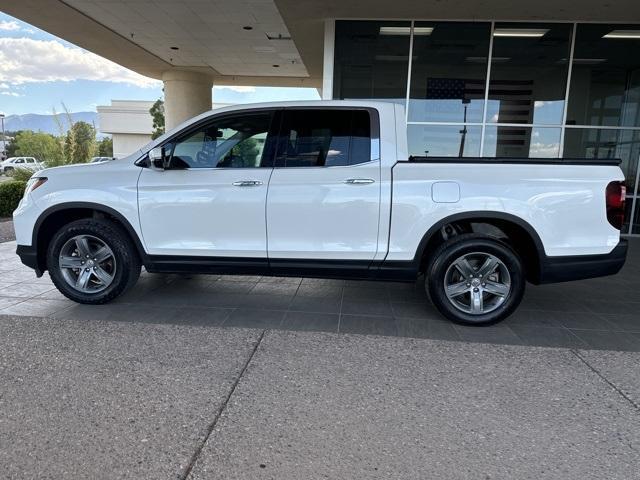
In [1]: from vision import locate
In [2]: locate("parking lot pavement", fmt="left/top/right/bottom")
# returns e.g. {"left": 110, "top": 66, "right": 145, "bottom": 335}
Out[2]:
{"left": 189, "top": 331, "right": 640, "bottom": 480}
{"left": 1, "top": 318, "right": 638, "bottom": 479}
{"left": 1, "top": 238, "right": 639, "bottom": 350}
{"left": 0, "top": 315, "right": 262, "bottom": 478}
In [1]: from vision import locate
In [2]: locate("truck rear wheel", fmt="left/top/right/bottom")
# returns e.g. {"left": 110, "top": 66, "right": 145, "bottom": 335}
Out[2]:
{"left": 47, "top": 218, "right": 141, "bottom": 304}
{"left": 426, "top": 234, "right": 525, "bottom": 326}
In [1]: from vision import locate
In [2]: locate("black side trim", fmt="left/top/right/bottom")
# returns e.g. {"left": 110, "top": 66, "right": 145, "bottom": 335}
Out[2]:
{"left": 16, "top": 245, "right": 42, "bottom": 277}
{"left": 371, "top": 260, "right": 419, "bottom": 281}
{"left": 146, "top": 256, "right": 269, "bottom": 275}
{"left": 143, "top": 256, "right": 418, "bottom": 282}
{"left": 270, "top": 258, "right": 375, "bottom": 280}
{"left": 404, "top": 156, "right": 622, "bottom": 166}
{"left": 538, "top": 240, "right": 628, "bottom": 284}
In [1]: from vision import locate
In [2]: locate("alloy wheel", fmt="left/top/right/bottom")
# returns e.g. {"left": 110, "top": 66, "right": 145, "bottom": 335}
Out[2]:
{"left": 443, "top": 252, "right": 511, "bottom": 315}
{"left": 59, "top": 234, "right": 116, "bottom": 294}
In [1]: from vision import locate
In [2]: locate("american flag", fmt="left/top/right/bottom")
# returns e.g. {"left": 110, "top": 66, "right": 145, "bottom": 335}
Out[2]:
{"left": 426, "top": 78, "right": 485, "bottom": 101}
{"left": 488, "top": 79, "right": 535, "bottom": 154}
{"left": 489, "top": 79, "right": 534, "bottom": 125}
{"left": 425, "top": 77, "right": 535, "bottom": 155}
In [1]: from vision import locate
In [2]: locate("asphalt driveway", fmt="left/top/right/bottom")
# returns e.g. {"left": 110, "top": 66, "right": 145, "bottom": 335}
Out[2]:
{"left": 0, "top": 317, "right": 638, "bottom": 479}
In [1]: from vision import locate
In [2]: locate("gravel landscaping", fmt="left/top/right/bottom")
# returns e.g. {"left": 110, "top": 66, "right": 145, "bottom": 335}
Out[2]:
{"left": 0, "top": 219, "right": 16, "bottom": 243}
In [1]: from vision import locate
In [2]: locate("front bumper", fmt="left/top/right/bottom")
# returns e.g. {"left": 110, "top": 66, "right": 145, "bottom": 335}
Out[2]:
{"left": 16, "top": 244, "right": 43, "bottom": 277}
{"left": 537, "top": 239, "right": 628, "bottom": 284}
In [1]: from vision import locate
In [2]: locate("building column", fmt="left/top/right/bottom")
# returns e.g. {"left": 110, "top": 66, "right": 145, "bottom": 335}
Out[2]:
{"left": 162, "top": 70, "right": 213, "bottom": 130}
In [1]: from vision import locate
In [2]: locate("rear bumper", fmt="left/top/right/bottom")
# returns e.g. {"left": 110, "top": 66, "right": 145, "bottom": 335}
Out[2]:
{"left": 537, "top": 239, "right": 628, "bottom": 284}
{"left": 16, "top": 244, "right": 43, "bottom": 277}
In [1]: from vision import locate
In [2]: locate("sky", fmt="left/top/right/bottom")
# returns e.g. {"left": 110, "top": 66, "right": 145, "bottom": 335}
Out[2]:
{"left": 0, "top": 12, "right": 319, "bottom": 116}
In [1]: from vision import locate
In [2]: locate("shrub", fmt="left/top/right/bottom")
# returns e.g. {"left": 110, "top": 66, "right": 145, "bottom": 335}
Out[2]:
{"left": 0, "top": 181, "right": 27, "bottom": 217}
{"left": 7, "top": 167, "right": 34, "bottom": 182}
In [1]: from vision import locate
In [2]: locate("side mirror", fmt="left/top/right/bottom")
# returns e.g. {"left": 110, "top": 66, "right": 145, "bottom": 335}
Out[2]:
{"left": 149, "top": 147, "right": 166, "bottom": 171}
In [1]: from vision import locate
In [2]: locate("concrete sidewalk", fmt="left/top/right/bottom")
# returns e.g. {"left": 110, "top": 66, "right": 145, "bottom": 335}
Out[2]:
{"left": 1, "top": 315, "right": 638, "bottom": 479}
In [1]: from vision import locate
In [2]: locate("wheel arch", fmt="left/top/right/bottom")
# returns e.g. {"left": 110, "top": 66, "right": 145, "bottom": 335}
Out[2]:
{"left": 415, "top": 211, "right": 546, "bottom": 284}
{"left": 32, "top": 202, "right": 147, "bottom": 272}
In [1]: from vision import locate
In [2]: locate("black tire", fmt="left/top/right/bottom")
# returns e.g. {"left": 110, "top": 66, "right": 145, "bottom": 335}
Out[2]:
{"left": 426, "top": 233, "right": 525, "bottom": 326}
{"left": 47, "top": 218, "right": 141, "bottom": 304}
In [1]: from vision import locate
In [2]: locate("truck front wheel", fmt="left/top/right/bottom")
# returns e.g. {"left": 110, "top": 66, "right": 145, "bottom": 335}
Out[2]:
{"left": 426, "top": 234, "right": 525, "bottom": 326}
{"left": 47, "top": 218, "right": 141, "bottom": 304}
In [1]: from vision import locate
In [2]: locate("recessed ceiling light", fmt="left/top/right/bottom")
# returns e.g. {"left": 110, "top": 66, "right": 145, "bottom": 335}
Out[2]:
{"left": 243, "top": 26, "right": 253, "bottom": 30}
{"left": 573, "top": 58, "right": 607, "bottom": 64}
{"left": 254, "top": 46, "right": 276, "bottom": 53}
{"left": 374, "top": 55, "right": 416, "bottom": 62}
{"left": 493, "top": 28, "right": 549, "bottom": 38}
{"left": 466, "top": 56, "right": 510, "bottom": 63}
{"left": 170, "top": 46, "right": 179, "bottom": 50}
{"left": 266, "top": 33, "right": 292, "bottom": 41}
{"left": 379, "top": 26, "right": 433, "bottom": 36}
{"left": 603, "top": 29, "right": 640, "bottom": 39}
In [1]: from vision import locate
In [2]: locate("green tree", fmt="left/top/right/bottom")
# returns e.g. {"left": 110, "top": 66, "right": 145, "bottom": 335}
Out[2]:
{"left": 1, "top": 130, "right": 20, "bottom": 157}
{"left": 231, "top": 138, "right": 260, "bottom": 167}
{"left": 97, "top": 137, "right": 113, "bottom": 157}
{"left": 4, "top": 138, "right": 19, "bottom": 158}
{"left": 66, "top": 121, "right": 96, "bottom": 164}
{"left": 13, "top": 130, "right": 65, "bottom": 166}
{"left": 150, "top": 99, "right": 165, "bottom": 139}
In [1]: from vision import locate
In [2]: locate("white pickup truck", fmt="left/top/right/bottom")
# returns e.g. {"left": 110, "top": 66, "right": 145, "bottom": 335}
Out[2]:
{"left": 13, "top": 101, "right": 628, "bottom": 325}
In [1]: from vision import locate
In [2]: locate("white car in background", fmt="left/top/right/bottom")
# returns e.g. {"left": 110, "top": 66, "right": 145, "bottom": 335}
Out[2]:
{"left": 0, "top": 157, "right": 43, "bottom": 175}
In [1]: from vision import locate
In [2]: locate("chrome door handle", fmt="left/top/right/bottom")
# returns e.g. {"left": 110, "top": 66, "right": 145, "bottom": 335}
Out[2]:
{"left": 344, "top": 178, "right": 375, "bottom": 185}
{"left": 232, "top": 180, "right": 263, "bottom": 187}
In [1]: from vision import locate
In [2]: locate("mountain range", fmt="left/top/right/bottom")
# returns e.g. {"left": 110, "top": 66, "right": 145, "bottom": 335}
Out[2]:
{"left": 2, "top": 112, "right": 99, "bottom": 136}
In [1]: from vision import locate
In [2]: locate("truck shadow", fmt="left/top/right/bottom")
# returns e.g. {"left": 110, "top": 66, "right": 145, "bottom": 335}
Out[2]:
{"left": 50, "top": 240, "right": 640, "bottom": 353}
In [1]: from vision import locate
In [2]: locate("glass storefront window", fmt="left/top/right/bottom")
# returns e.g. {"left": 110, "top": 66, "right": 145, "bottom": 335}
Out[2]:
{"left": 563, "top": 128, "right": 640, "bottom": 193}
{"left": 486, "top": 23, "right": 572, "bottom": 125}
{"left": 408, "top": 22, "right": 491, "bottom": 123}
{"left": 332, "top": 20, "right": 640, "bottom": 234}
{"left": 567, "top": 24, "right": 640, "bottom": 127}
{"left": 333, "top": 21, "right": 411, "bottom": 104}
{"left": 407, "top": 125, "right": 482, "bottom": 157}
{"left": 483, "top": 127, "right": 561, "bottom": 158}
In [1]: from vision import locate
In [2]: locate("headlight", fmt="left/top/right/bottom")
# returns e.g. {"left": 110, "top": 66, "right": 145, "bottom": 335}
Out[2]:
{"left": 24, "top": 177, "right": 47, "bottom": 196}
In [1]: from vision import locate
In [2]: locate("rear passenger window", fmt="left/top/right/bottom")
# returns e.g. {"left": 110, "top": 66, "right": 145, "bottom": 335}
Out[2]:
{"left": 275, "top": 109, "right": 372, "bottom": 167}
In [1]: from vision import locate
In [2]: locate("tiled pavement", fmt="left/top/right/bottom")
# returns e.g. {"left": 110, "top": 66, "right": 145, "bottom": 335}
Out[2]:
{"left": 1, "top": 239, "right": 639, "bottom": 351}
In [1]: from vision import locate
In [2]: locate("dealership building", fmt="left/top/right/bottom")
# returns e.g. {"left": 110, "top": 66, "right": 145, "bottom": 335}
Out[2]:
{"left": 6, "top": 0, "right": 640, "bottom": 233}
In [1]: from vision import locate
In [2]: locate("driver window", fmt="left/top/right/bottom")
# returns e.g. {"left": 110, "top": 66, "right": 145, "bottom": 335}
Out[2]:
{"left": 168, "top": 111, "right": 273, "bottom": 169}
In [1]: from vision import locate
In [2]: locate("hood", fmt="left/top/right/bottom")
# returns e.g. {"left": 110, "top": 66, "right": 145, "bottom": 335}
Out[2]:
{"left": 36, "top": 153, "right": 140, "bottom": 178}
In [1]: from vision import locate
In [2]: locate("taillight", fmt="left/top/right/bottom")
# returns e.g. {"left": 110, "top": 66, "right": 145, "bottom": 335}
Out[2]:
{"left": 606, "top": 181, "right": 626, "bottom": 230}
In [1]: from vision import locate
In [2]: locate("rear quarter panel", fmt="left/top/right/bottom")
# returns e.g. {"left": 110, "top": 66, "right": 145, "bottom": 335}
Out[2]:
{"left": 389, "top": 162, "right": 624, "bottom": 260}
